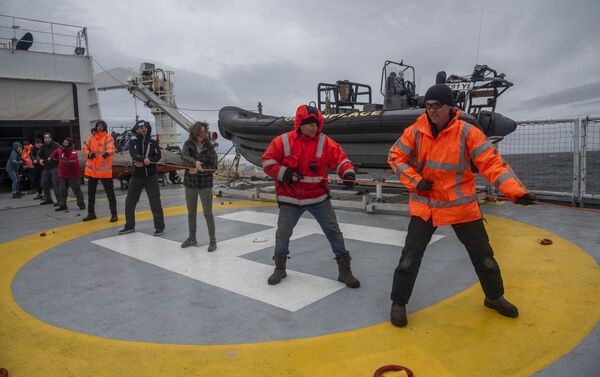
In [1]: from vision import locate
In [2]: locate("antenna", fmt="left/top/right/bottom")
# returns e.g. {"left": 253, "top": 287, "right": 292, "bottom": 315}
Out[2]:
{"left": 475, "top": 5, "right": 484, "bottom": 65}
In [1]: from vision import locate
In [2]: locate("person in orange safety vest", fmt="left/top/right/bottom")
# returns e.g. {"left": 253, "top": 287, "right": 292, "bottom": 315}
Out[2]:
{"left": 261, "top": 104, "right": 360, "bottom": 288}
{"left": 21, "top": 141, "right": 34, "bottom": 193}
{"left": 387, "top": 84, "right": 535, "bottom": 327}
{"left": 82, "top": 120, "right": 118, "bottom": 222}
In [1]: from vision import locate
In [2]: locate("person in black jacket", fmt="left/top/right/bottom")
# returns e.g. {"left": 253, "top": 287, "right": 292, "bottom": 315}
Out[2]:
{"left": 38, "top": 132, "right": 61, "bottom": 205}
{"left": 118, "top": 121, "right": 165, "bottom": 236}
{"left": 180, "top": 122, "right": 218, "bottom": 250}
{"left": 30, "top": 138, "right": 44, "bottom": 199}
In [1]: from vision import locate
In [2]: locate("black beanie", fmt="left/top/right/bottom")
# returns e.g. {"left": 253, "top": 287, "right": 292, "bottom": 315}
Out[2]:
{"left": 424, "top": 84, "right": 454, "bottom": 106}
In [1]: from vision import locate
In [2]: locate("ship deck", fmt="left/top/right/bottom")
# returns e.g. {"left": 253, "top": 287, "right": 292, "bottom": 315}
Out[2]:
{"left": 0, "top": 184, "right": 598, "bottom": 376}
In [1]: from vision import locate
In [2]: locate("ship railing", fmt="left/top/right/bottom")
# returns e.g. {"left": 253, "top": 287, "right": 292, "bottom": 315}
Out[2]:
{"left": 478, "top": 115, "right": 600, "bottom": 207}
{"left": 0, "top": 14, "right": 89, "bottom": 56}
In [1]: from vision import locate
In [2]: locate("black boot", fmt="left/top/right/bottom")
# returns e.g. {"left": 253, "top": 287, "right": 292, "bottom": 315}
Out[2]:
{"left": 109, "top": 214, "right": 118, "bottom": 222}
{"left": 207, "top": 240, "right": 217, "bottom": 252}
{"left": 267, "top": 255, "right": 288, "bottom": 285}
{"left": 335, "top": 254, "right": 360, "bottom": 288}
{"left": 390, "top": 302, "right": 407, "bottom": 327}
{"left": 484, "top": 296, "right": 519, "bottom": 318}
{"left": 82, "top": 213, "right": 97, "bottom": 222}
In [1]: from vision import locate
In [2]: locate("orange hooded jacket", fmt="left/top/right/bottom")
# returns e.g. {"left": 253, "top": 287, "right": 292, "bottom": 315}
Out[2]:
{"left": 83, "top": 130, "right": 115, "bottom": 178}
{"left": 388, "top": 110, "right": 528, "bottom": 226}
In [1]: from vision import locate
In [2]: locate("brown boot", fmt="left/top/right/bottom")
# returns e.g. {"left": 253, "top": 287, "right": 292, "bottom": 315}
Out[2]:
{"left": 390, "top": 303, "right": 407, "bottom": 327}
{"left": 335, "top": 254, "right": 360, "bottom": 288}
{"left": 267, "top": 255, "right": 288, "bottom": 285}
{"left": 484, "top": 296, "right": 519, "bottom": 318}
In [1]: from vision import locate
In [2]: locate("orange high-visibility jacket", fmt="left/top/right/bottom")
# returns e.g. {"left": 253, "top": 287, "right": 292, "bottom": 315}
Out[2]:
{"left": 22, "top": 144, "right": 33, "bottom": 168}
{"left": 83, "top": 131, "right": 115, "bottom": 178}
{"left": 388, "top": 110, "right": 528, "bottom": 226}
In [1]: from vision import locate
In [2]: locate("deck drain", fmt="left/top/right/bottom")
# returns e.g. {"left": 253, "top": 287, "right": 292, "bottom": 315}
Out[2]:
{"left": 374, "top": 365, "right": 413, "bottom": 377}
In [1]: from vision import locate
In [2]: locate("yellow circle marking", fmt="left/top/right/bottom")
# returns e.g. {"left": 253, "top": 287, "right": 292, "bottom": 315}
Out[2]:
{"left": 1, "top": 203, "right": 599, "bottom": 376}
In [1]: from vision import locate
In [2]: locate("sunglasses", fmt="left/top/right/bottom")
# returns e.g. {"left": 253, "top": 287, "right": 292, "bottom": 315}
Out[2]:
{"left": 425, "top": 102, "right": 444, "bottom": 110}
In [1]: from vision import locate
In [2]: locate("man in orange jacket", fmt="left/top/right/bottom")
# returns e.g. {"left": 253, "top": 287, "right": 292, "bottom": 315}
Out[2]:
{"left": 21, "top": 141, "right": 34, "bottom": 193}
{"left": 387, "top": 84, "right": 534, "bottom": 327}
{"left": 82, "top": 120, "right": 118, "bottom": 222}
{"left": 261, "top": 104, "right": 360, "bottom": 288}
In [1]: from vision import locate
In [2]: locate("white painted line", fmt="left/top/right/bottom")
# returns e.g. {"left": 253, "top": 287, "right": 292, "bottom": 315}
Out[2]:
{"left": 92, "top": 210, "right": 444, "bottom": 312}
{"left": 217, "top": 210, "right": 444, "bottom": 246}
{"left": 92, "top": 232, "right": 342, "bottom": 312}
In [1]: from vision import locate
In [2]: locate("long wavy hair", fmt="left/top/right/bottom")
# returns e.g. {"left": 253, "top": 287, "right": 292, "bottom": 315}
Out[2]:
{"left": 189, "top": 121, "right": 209, "bottom": 141}
{"left": 95, "top": 120, "right": 108, "bottom": 133}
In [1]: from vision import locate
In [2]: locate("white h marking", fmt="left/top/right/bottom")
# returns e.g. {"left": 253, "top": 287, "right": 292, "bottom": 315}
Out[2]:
{"left": 92, "top": 210, "right": 443, "bottom": 312}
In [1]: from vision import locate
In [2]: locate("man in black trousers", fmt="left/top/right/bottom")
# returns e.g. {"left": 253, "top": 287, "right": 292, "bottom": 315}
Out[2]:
{"left": 118, "top": 121, "right": 165, "bottom": 236}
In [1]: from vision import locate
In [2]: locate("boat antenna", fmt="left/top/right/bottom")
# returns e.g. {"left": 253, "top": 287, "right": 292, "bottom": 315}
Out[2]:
{"left": 475, "top": 5, "right": 484, "bottom": 65}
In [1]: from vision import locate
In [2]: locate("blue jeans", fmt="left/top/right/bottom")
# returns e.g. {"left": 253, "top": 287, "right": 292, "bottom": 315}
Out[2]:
{"left": 7, "top": 170, "right": 19, "bottom": 193}
{"left": 274, "top": 199, "right": 348, "bottom": 257}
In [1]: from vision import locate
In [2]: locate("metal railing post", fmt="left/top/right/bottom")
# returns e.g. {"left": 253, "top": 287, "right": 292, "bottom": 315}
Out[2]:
{"left": 580, "top": 117, "right": 588, "bottom": 207}
{"left": 572, "top": 118, "right": 581, "bottom": 206}
{"left": 83, "top": 27, "right": 89, "bottom": 56}
{"left": 50, "top": 23, "right": 55, "bottom": 53}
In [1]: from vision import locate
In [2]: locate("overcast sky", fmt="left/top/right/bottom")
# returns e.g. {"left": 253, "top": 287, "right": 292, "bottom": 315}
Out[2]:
{"left": 3, "top": 0, "right": 600, "bottom": 140}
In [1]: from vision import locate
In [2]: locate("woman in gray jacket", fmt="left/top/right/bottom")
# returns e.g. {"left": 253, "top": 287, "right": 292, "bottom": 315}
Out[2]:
{"left": 180, "top": 122, "right": 219, "bottom": 250}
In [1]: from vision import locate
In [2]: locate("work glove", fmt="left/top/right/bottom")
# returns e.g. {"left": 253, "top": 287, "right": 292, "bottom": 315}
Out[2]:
{"left": 282, "top": 168, "right": 304, "bottom": 184}
{"left": 342, "top": 172, "right": 356, "bottom": 188}
{"left": 515, "top": 193, "right": 535, "bottom": 206}
{"left": 102, "top": 152, "right": 110, "bottom": 158}
{"left": 416, "top": 179, "right": 433, "bottom": 191}
{"left": 88, "top": 152, "right": 96, "bottom": 159}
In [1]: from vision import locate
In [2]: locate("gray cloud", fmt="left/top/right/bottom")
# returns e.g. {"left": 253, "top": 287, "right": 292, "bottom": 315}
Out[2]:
{"left": 516, "top": 81, "right": 600, "bottom": 110}
{"left": 3, "top": 0, "right": 600, "bottom": 127}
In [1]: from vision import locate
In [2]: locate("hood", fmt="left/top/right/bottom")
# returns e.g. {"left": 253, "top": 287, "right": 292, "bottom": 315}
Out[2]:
{"left": 135, "top": 120, "right": 152, "bottom": 136}
{"left": 293, "top": 104, "right": 324, "bottom": 134}
{"left": 12, "top": 141, "right": 22, "bottom": 152}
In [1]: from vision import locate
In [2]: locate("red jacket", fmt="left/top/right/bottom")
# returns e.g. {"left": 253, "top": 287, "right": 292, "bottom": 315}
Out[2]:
{"left": 57, "top": 147, "right": 81, "bottom": 179}
{"left": 261, "top": 105, "right": 355, "bottom": 206}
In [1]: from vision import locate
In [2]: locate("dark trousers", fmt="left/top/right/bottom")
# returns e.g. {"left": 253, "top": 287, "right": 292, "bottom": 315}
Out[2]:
{"left": 27, "top": 166, "right": 43, "bottom": 195}
{"left": 185, "top": 186, "right": 215, "bottom": 241}
{"left": 87, "top": 177, "right": 117, "bottom": 216}
{"left": 124, "top": 175, "right": 165, "bottom": 231}
{"left": 41, "top": 168, "right": 60, "bottom": 202}
{"left": 59, "top": 177, "right": 85, "bottom": 208}
{"left": 391, "top": 216, "right": 504, "bottom": 304}
{"left": 31, "top": 166, "right": 43, "bottom": 194}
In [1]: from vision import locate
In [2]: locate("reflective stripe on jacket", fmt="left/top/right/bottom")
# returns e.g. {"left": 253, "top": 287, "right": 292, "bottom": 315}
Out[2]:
{"left": 83, "top": 131, "right": 115, "bottom": 178}
{"left": 388, "top": 110, "right": 527, "bottom": 226}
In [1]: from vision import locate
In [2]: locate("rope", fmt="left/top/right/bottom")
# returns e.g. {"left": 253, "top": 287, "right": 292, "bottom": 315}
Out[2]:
{"left": 147, "top": 161, "right": 600, "bottom": 213}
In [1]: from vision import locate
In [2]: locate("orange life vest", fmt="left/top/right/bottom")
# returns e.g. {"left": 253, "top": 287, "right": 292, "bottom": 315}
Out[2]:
{"left": 388, "top": 110, "right": 527, "bottom": 226}
{"left": 83, "top": 131, "right": 115, "bottom": 178}
{"left": 22, "top": 144, "right": 33, "bottom": 168}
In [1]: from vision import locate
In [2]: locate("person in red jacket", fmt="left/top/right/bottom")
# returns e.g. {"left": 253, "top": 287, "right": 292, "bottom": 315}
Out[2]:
{"left": 260, "top": 104, "right": 360, "bottom": 288}
{"left": 54, "top": 137, "right": 85, "bottom": 211}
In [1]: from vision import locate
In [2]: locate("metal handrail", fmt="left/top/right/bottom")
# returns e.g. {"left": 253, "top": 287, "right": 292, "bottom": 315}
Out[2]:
{"left": 0, "top": 14, "right": 85, "bottom": 28}
{"left": 0, "top": 14, "right": 88, "bottom": 56}
{"left": 0, "top": 25, "right": 77, "bottom": 38}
